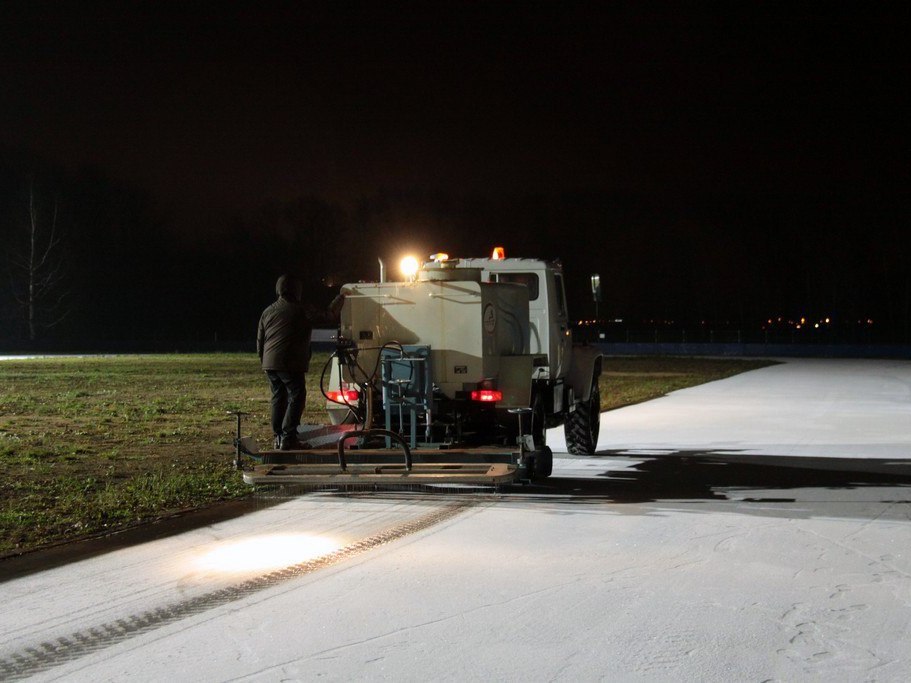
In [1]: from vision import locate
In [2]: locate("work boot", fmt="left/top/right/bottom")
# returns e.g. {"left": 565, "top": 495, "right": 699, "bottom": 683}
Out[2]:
{"left": 279, "top": 435, "right": 301, "bottom": 451}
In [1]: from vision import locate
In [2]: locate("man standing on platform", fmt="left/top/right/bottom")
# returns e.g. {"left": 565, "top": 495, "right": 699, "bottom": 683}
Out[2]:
{"left": 257, "top": 274, "right": 313, "bottom": 450}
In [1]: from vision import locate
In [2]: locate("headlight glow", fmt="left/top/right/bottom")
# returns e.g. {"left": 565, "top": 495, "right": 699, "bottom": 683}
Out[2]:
{"left": 195, "top": 534, "right": 340, "bottom": 573}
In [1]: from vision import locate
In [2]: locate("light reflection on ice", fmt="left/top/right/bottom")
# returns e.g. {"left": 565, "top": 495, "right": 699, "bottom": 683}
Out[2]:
{"left": 195, "top": 534, "right": 339, "bottom": 573}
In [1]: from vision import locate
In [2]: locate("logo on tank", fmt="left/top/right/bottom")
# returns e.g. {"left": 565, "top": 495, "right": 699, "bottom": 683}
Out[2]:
{"left": 483, "top": 304, "right": 497, "bottom": 333}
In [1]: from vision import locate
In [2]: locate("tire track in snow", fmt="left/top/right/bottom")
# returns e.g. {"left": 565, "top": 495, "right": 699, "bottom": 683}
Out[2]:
{"left": 0, "top": 499, "right": 477, "bottom": 681}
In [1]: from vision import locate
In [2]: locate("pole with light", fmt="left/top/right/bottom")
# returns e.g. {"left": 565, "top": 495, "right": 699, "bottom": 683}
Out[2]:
{"left": 591, "top": 273, "right": 601, "bottom": 322}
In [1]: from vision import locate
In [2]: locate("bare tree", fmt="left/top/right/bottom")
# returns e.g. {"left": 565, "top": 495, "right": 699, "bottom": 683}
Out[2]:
{"left": 7, "top": 181, "right": 70, "bottom": 341}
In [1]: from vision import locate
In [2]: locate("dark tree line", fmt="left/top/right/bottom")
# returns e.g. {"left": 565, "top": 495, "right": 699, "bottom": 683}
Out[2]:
{"left": 1, "top": 149, "right": 908, "bottom": 349}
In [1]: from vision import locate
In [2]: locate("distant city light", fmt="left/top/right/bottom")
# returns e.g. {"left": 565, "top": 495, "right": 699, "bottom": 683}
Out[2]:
{"left": 576, "top": 315, "right": 877, "bottom": 333}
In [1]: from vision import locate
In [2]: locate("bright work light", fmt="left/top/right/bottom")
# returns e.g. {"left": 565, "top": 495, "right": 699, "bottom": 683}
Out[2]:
{"left": 400, "top": 255, "right": 420, "bottom": 279}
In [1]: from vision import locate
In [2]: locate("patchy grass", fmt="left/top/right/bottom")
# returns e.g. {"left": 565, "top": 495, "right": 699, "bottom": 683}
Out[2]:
{"left": 0, "top": 353, "right": 328, "bottom": 556}
{"left": 0, "top": 353, "right": 773, "bottom": 555}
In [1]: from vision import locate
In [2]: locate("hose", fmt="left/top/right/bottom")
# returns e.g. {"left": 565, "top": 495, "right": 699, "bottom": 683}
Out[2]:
{"left": 319, "top": 340, "right": 411, "bottom": 427}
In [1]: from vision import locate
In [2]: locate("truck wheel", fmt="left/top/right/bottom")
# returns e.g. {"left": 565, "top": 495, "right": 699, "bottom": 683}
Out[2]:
{"left": 530, "top": 392, "right": 546, "bottom": 450}
{"left": 532, "top": 445, "right": 553, "bottom": 480}
{"left": 564, "top": 373, "right": 600, "bottom": 455}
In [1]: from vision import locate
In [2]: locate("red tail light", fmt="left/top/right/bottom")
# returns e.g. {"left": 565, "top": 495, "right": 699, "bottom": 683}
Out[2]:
{"left": 470, "top": 389, "right": 503, "bottom": 402}
{"left": 327, "top": 389, "right": 360, "bottom": 402}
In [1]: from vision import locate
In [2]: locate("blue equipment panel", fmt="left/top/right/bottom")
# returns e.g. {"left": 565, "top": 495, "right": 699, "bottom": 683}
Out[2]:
{"left": 380, "top": 345, "right": 432, "bottom": 447}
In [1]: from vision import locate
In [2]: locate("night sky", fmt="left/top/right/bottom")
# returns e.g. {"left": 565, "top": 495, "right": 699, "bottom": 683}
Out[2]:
{"left": 1, "top": 4, "right": 909, "bottom": 343}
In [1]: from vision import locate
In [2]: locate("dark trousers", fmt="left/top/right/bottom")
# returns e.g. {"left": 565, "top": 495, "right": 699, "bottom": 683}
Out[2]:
{"left": 266, "top": 370, "right": 307, "bottom": 439}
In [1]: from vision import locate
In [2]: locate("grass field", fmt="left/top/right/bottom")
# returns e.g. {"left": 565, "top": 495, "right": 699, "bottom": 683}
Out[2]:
{"left": 0, "top": 353, "right": 772, "bottom": 555}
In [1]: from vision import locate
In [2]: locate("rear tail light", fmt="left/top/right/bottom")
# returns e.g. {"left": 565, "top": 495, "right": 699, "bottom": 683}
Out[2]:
{"left": 470, "top": 389, "right": 503, "bottom": 402}
{"left": 327, "top": 389, "right": 360, "bottom": 403}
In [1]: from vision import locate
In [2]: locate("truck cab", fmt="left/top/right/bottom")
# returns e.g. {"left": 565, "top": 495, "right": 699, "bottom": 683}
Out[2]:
{"left": 459, "top": 257, "right": 573, "bottom": 380}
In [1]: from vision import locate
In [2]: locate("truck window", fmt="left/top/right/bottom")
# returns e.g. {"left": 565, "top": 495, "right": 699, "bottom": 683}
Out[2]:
{"left": 494, "top": 272, "right": 539, "bottom": 301}
{"left": 554, "top": 273, "right": 567, "bottom": 317}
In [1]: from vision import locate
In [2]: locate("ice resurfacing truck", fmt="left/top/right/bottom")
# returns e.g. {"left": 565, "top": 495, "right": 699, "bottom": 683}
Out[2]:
{"left": 237, "top": 248, "right": 602, "bottom": 487}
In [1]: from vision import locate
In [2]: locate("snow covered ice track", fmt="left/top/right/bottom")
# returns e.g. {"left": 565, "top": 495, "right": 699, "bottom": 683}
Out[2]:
{"left": 2, "top": 359, "right": 911, "bottom": 681}
{"left": 0, "top": 497, "right": 482, "bottom": 681}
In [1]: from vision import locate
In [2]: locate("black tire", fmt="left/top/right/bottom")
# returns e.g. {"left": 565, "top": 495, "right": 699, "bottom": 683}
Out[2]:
{"left": 532, "top": 445, "right": 553, "bottom": 480}
{"left": 564, "top": 374, "right": 601, "bottom": 455}
{"left": 530, "top": 392, "right": 546, "bottom": 450}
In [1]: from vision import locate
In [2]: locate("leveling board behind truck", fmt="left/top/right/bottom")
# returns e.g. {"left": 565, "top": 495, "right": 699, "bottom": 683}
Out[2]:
{"left": 240, "top": 432, "right": 522, "bottom": 487}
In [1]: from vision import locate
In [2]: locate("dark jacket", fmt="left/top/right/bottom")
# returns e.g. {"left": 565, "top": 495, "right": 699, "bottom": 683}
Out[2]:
{"left": 257, "top": 277, "right": 313, "bottom": 372}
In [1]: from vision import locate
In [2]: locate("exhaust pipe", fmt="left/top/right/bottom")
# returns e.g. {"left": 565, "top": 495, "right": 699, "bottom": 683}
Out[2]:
{"left": 378, "top": 258, "right": 386, "bottom": 283}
